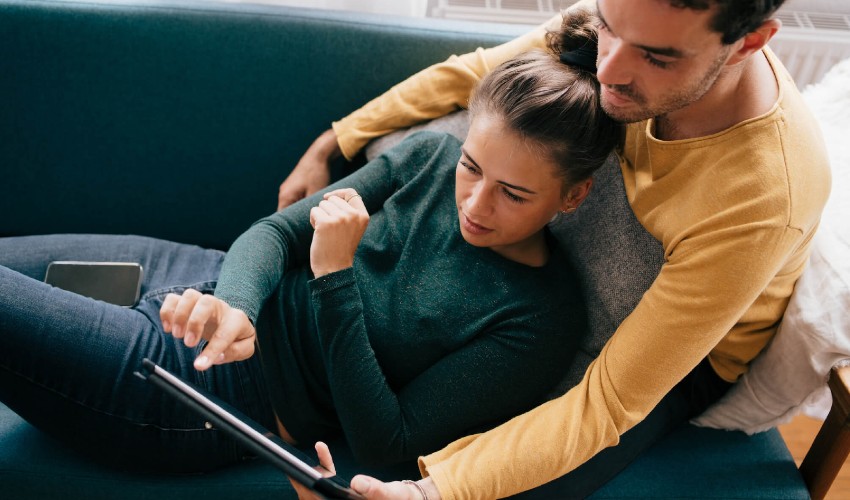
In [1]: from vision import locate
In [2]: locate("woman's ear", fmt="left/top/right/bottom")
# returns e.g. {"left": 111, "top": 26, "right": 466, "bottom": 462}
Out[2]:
{"left": 561, "top": 178, "right": 593, "bottom": 212}
{"left": 726, "top": 18, "right": 781, "bottom": 66}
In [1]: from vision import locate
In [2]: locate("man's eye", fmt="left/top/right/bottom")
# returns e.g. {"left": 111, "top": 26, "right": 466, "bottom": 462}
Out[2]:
{"left": 644, "top": 53, "right": 672, "bottom": 69}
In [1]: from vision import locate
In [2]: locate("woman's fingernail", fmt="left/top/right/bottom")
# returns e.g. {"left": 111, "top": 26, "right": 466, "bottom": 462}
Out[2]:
{"left": 173, "top": 325, "right": 183, "bottom": 338}
{"left": 185, "top": 332, "right": 195, "bottom": 345}
{"left": 194, "top": 356, "right": 210, "bottom": 369}
{"left": 162, "top": 321, "right": 171, "bottom": 332}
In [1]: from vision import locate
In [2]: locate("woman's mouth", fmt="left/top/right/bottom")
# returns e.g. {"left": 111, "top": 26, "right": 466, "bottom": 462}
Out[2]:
{"left": 461, "top": 213, "right": 493, "bottom": 235}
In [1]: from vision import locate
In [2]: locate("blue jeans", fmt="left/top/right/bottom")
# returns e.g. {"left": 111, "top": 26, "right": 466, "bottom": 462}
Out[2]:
{"left": 0, "top": 234, "right": 277, "bottom": 473}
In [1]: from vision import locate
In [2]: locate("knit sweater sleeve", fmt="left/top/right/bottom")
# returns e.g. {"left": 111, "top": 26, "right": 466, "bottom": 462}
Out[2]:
{"left": 213, "top": 145, "right": 401, "bottom": 322}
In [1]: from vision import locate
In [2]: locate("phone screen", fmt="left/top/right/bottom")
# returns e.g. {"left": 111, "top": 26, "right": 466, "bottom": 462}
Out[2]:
{"left": 45, "top": 261, "right": 143, "bottom": 307}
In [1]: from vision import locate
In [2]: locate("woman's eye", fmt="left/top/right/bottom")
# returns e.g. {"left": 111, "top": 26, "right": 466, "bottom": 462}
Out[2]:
{"left": 503, "top": 188, "right": 527, "bottom": 204}
{"left": 459, "top": 160, "right": 478, "bottom": 174}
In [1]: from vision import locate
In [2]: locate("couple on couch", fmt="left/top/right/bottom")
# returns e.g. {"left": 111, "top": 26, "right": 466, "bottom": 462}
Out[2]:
{"left": 0, "top": 1, "right": 831, "bottom": 499}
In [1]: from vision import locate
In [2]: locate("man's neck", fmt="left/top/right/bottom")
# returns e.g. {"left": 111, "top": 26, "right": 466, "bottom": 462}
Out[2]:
{"left": 654, "top": 50, "right": 779, "bottom": 141}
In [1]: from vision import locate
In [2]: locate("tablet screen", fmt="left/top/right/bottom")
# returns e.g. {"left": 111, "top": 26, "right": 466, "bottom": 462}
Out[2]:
{"left": 135, "top": 359, "right": 362, "bottom": 499}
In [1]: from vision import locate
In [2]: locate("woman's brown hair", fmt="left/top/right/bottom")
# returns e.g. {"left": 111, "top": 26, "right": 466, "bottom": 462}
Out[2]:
{"left": 468, "top": 7, "right": 622, "bottom": 189}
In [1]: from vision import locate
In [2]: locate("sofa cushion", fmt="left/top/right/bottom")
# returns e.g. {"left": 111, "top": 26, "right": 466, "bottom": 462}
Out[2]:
{"left": 0, "top": 402, "right": 807, "bottom": 499}
{"left": 0, "top": 401, "right": 419, "bottom": 500}
{"left": 591, "top": 423, "right": 808, "bottom": 499}
{"left": 0, "top": 0, "right": 524, "bottom": 250}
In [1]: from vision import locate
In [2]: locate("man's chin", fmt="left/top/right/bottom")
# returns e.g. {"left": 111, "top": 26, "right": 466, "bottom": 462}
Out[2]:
{"left": 601, "top": 101, "right": 650, "bottom": 124}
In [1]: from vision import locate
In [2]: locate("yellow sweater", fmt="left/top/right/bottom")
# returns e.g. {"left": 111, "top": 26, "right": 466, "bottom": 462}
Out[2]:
{"left": 333, "top": 11, "right": 831, "bottom": 500}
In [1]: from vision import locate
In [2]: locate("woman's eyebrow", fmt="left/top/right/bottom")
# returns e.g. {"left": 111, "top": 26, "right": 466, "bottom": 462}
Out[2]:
{"left": 500, "top": 180, "right": 536, "bottom": 194}
{"left": 460, "top": 147, "right": 537, "bottom": 195}
{"left": 460, "top": 147, "right": 480, "bottom": 168}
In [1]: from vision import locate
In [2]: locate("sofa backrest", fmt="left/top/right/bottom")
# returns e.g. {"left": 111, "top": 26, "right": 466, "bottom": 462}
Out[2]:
{"left": 0, "top": 0, "right": 524, "bottom": 249}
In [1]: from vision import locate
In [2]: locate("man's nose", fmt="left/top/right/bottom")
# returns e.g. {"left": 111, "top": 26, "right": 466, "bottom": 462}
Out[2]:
{"left": 596, "top": 37, "right": 632, "bottom": 87}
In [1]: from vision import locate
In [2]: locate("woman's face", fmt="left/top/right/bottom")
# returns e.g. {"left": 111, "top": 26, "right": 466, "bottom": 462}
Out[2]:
{"left": 455, "top": 113, "right": 572, "bottom": 263}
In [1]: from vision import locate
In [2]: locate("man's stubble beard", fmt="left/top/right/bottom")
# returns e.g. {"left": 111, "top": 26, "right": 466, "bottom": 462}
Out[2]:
{"left": 600, "top": 47, "right": 731, "bottom": 125}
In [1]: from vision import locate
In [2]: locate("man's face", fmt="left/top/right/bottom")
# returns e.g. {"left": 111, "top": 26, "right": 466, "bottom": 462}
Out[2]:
{"left": 595, "top": 0, "right": 733, "bottom": 124}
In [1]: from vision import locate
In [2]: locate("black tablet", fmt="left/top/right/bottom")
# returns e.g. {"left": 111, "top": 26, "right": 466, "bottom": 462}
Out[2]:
{"left": 135, "top": 358, "right": 363, "bottom": 499}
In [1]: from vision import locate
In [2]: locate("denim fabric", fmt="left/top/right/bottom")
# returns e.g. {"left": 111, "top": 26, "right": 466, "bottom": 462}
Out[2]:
{"left": 0, "top": 234, "right": 277, "bottom": 473}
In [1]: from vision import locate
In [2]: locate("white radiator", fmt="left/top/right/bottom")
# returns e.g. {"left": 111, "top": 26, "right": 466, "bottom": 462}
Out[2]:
{"left": 769, "top": 10, "right": 850, "bottom": 88}
{"left": 428, "top": 0, "right": 850, "bottom": 88}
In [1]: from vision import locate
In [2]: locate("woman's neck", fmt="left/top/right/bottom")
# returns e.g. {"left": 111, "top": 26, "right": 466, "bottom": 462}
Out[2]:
{"left": 491, "top": 230, "right": 550, "bottom": 267}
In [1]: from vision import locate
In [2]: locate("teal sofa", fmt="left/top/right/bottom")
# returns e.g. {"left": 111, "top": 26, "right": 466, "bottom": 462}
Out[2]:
{"left": 0, "top": 0, "right": 820, "bottom": 498}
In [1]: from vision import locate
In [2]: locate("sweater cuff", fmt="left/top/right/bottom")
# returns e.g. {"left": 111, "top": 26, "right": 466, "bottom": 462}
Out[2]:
{"left": 213, "top": 294, "right": 260, "bottom": 326}
{"left": 418, "top": 459, "right": 457, "bottom": 500}
{"left": 332, "top": 118, "right": 368, "bottom": 162}
{"left": 308, "top": 267, "right": 357, "bottom": 295}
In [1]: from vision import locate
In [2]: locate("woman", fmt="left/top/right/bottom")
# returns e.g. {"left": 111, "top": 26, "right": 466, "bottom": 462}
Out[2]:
{"left": 0, "top": 11, "right": 618, "bottom": 482}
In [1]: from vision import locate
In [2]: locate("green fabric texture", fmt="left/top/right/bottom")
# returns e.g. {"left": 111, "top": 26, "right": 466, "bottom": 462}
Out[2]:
{"left": 215, "top": 132, "right": 585, "bottom": 465}
{"left": 0, "top": 0, "right": 523, "bottom": 249}
{"left": 591, "top": 423, "right": 809, "bottom": 499}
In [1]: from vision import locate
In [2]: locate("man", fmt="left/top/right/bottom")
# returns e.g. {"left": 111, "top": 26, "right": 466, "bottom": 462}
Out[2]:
{"left": 279, "top": 1, "right": 831, "bottom": 498}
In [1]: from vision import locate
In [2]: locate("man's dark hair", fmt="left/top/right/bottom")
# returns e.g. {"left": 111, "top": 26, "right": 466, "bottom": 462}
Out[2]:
{"left": 670, "top": 0, "right": 786, "bottom": 44}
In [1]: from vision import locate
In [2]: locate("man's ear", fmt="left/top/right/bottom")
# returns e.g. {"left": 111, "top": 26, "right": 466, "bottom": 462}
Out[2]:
{"left": 726, "top": 18, "right": 781, "bottom": 65}
{"left": 562, "top": 178, "right": 593, "bottom": 211}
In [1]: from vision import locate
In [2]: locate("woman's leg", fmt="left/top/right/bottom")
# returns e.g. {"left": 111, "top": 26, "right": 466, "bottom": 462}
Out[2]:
{"left": 0, "top": 234, "right": 225, "bottom": 295}
{"left": 0, "top": 238, "right": 277, "bottom": 473}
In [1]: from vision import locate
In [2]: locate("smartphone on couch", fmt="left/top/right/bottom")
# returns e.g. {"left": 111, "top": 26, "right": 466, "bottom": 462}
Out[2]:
{"left": 44, "top": 261, "right": 143, "bottom": 307}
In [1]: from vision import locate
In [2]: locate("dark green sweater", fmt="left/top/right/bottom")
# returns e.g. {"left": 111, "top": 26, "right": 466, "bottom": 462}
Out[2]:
{"left": 215, "top": 132, "right": 585, "bottom": 465}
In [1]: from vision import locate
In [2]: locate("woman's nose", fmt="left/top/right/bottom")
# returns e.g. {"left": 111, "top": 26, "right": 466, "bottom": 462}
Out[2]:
{"left": 466, "top": 183, "right": 492, "bottom": 215}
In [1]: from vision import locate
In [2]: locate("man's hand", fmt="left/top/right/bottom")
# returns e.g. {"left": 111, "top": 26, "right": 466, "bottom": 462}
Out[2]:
{"left": 278, "top": 129, "right": 342, "bottom": 210}
{"left": 160, "top": 289, "right": 255, "bottom": 370}
{"left": 292, "top": 443, "right": 442, "bottom": 500}
{"left": 350, "top": 476, "right": 440, "bottom": 500}
{"left": 309, "top": 188, "right": 369, "bottom": 278}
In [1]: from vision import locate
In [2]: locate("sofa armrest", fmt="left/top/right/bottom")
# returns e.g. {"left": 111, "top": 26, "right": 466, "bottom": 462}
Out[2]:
{"left": 800, "top": 364, "right": 850, "bottom": 499}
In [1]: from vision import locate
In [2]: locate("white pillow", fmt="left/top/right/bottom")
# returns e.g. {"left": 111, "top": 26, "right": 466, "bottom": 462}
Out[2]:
{"left": 692, "top": 57, "right": 850, "bottom": 433}
{"left": 692, "top": 223, "right": 850, "bottom": 433}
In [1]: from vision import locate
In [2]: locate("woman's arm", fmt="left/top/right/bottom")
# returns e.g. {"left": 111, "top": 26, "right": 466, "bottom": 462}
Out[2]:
{"left": 216, "top": 147, "right": 402, "bottom": 323}
{"left": 309, "top": 269, "right": 582, "bottom": 466}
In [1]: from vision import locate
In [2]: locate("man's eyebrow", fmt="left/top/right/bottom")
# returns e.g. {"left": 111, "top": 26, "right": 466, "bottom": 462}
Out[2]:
{"left": 460, "top": 147, "right": 537, "bottom": 195}
{"left": 596, "top": 4, "right": 686, "bottom": 59}
{"left": 637, "top": 44, "right": 685, "bottom": 58}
